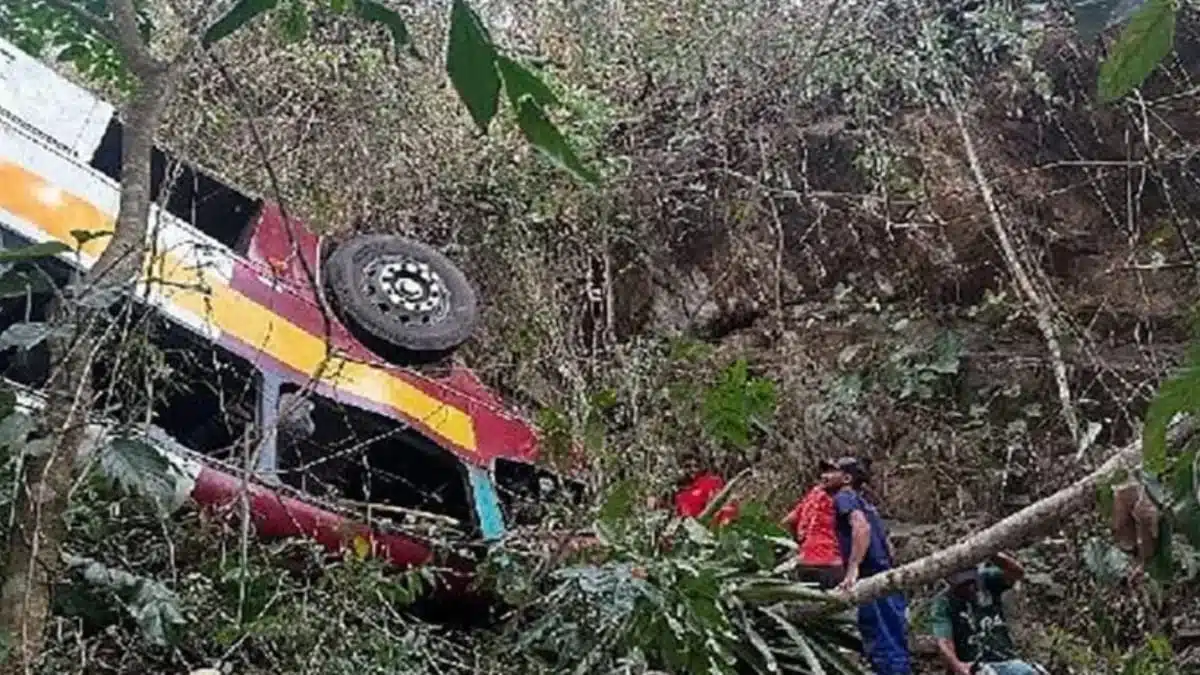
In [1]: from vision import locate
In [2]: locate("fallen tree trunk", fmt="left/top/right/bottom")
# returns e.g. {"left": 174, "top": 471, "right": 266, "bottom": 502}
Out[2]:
{"left": 841, "top": 419, "right": 1196, "bottom": 608}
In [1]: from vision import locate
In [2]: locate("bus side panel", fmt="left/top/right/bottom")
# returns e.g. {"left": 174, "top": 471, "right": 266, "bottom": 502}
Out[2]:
{"left": 189, "top": 464, "right": 436, "bottom": 568}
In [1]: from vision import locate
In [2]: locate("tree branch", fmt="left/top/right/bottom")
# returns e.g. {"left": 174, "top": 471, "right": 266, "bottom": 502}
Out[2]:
{"left": 839, "top": 417, "right": 1196, "bottom": 609}
{"left": 109, "top": 0, "right": 166, "bottom": 76}
{"left": 953, "top": 102, "right": 1082, "bottom": 448}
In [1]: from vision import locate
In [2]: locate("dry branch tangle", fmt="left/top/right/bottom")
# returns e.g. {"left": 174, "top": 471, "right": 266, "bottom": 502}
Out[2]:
{"left": 841, "top": 418, "right": 1196, "bottom": 608}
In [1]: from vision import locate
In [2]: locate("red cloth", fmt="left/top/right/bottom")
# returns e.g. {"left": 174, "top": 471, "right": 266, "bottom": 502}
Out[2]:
{"left": 789, "top": 486, "right": 841, "bottom": 566}
{"left": 675, "top": 472, "right": 739, "bottom": 526}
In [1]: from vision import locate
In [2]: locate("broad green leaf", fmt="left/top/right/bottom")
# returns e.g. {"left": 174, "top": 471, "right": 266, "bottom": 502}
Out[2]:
{"left": 66, "top": 556, "right": 186, "bottom": 646}
{"left": 703, "top": 359, "right": 777, "bottom": 450}
{"left": 328, "top": 0, "right": 349, "bottom": 11}
{"left": 598, "top": 478, "right": 637, "bottom": 526}
{"left": 0, "top": 241, "right": 71, "bottom": 262}
{"left": 0, "top": 322, "right": 52, "bottom": 350}
{"left": 202, "top": 0, "right": 280, "bottom": 47}
{"left": 515, "top": 97, "right": 598, "bottom": 183}
{"left": 354, "top": 0, "right": 419, "bottom": 58}
{"left": 1098, "top": 0, "right": 1177, "bottom": 102}
{"left": 277, "top": 0, "right": 311, "bottom": 42}
{"left": 497, "top": 55, "right": 559, "bottom": 109}
{"left": 1141, "top": 342, "right": 1200, "bottom": 474}
{"left": 446, "top": 0, "right": 500, "bottom": 132}
{"left": 98, "top": 437, "right": 188, "bottom": 514}
{"left": 0, "top": 411, "right": 34, "bottom": 450}
{"left": 1082, "top": 537, "right": 1130, "bottom": 585}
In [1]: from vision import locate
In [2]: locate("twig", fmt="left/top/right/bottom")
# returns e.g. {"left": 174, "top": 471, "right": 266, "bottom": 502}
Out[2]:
{"left": 952, "top": 103, "right": 1082, "bottom": 448}
{"left": 236, "top": 430, "right": 252, "bottom": 626}
{"left": 333, "top": 498, "right": 462, "bottom": 527}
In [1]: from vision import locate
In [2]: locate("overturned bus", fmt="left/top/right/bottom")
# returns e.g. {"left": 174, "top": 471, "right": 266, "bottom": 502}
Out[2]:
{"left": 0, "top": 36, "right": 581, "bottom": 590}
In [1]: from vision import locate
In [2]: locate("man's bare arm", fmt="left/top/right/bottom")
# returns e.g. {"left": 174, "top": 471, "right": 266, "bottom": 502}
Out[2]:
{"left": 935, "top": 638, "right": 972, "bottom": 675}
{"left": 847, "top": 511, "right": 871, "bottom": 569}
{"left": 782, "top": 504, "right": 802, "bottom": 529}
{"left": 990, "top": 551, "right": 1025, "bottom": 586}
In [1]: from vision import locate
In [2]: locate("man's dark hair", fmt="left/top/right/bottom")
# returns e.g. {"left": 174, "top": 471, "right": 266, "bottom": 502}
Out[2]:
{"left": 823, "top": 456, "right": 870, "bottom": 487}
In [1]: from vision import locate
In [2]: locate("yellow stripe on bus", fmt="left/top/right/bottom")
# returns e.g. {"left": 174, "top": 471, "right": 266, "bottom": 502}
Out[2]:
{"left": 0, "top": 161, "right": 478, "bottom": 451}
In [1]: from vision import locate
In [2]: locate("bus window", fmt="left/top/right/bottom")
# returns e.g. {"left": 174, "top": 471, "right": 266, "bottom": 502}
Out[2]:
{"left": 494, "top": 458, "right": 585, "bottom": 528}
{"left": 89, "top": 117, "right": 262, "bottom": 252}
{"left": 134, "top": 318, "right": 260, "bottom": 462}
{"left": 273, "top": 384, "right": 475, "bottom": 529}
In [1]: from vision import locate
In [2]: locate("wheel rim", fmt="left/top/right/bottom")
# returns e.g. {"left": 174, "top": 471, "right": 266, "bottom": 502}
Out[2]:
{"left": 360, "top": 256, "right": 451, "bottom": 325}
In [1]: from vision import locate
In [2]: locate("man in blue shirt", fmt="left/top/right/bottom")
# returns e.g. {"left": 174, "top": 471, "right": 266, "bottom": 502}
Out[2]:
{"left": 822, "top": 456, "right": 912, "bottom": 675}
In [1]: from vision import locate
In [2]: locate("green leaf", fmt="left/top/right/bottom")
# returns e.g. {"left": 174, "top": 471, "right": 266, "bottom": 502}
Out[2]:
{"left": 496, "top": 55, "right": 559, "bottom": 109}
{"left": 202, "top": 0, "right": 280, "bottom": 47}
{"left": 0, "top": 412, "right": 34, "bottom": 451}
{"left": 66, "top": 556, "right": 186, "bottom": 646}
{"left": 1147, "top": 516, "right": 1175, "bottom": 581}
{"left": 1082, "top": 537, "right": 1130, "bottom": 585}
{"left": 277, "top": 0, "right": 310, "bottom": 42}
{"left": 354, "top": 0, "right": 419, "bottom": 59}
{"left": 0, "top": 241, "right": 71, "bottom": 262}
{"left": 702, "top": 359, "right": 777, "bottom": 450}
{"left": 328, "top": 0, "right": 349, "bottom": 11}
{"left": 1141, "top": 342, "right": 1200, "bottom": 474}
{"left": 98, "top": 437, "right": 188, "bottom": 514}
{"left": 446, "top": 0, "right": 500, "bottom": 132}
{"left": 0, "top": 322, "right": 52, "bottom": 350}
{"left": 598, "top": 478, "right": 637, "bottom": 526}
{"left": 515, "top": 98, "right": 597, "bottom": 183}
{"left": 1098, "top": 0, "right": 1177, "bottom": 102}
{"left": 69, "top": 229, "right": 112, "bottom": 246}
{"left": 1172, "top": 449, "right": 1200, "bottom": 546}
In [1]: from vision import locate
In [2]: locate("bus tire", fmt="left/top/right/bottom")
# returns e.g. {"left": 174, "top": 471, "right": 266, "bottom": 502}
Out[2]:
{"left": 323, "top": 234, "right": 478, "bottom": 357}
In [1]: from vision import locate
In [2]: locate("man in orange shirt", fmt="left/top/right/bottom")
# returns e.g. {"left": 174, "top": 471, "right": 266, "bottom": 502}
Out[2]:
{"left": 783, "top": 482, "right": 844, "bottom": 589}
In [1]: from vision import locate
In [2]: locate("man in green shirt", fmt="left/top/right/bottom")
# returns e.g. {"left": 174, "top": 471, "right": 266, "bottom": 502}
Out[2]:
{"left": 928, "top": 552, "right": 1047, "bottom": 675}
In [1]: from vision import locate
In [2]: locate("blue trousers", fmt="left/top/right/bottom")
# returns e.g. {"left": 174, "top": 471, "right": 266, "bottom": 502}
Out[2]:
{"left": 856, "top": 593, "right": 912, "bottom": 675}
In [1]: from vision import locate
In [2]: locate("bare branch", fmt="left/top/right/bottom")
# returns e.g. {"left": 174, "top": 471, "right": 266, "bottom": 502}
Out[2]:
{"left": 954, "top": 102, "right": 1083, "bottom": 449}
{"left": 109, "top": 0, "right": 166, "bottom": 76}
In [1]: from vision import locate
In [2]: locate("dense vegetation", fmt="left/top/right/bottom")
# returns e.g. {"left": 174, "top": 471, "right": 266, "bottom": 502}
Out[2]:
{"left": 2, "top": 0, "right": 1200, "bottom": 673}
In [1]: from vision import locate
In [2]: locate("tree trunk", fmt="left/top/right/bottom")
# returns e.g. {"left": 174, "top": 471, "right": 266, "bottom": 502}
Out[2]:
{"left": 841, "top": 419, "right": 1196, "bottom": 609}
{"left": 0, "top": 69, "right": 177, "bottom": 673}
